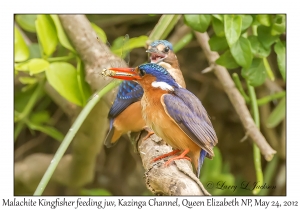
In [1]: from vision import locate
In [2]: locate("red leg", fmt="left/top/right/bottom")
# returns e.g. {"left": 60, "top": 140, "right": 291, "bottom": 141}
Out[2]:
{"left": 152, "top": 149, "right": 181, "bottom": 163}
{"left": 142, "top": 127, "right": 155, "bottom": 141}
{"left": 164, "top": 149, "right": 191, "bottom": 167}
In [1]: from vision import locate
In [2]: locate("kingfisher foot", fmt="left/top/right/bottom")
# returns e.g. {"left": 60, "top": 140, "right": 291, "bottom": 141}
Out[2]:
{"left": 142, "top": 127, "right": 155, "bottom": 141}
{"left": 164, "top": 149, "right": 191, "bottom": 167}
{"left": 151, "top": 149, "right": 181, "bottom": 163}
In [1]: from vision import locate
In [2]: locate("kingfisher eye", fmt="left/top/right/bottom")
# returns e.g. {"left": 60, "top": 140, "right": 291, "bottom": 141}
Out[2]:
{"left": 139, "top": 69, "right": 146, "bottom": 76}
{"left": 163, "top": 47, "right": 169, "bottom": 53}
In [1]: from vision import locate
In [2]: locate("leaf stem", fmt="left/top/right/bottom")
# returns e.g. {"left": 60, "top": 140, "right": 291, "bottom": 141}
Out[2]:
{"left": 47, "top": 54, "right": 75, "bottom": 62}
{"left": 148, "top": 15, "right": 181, "bottom": 41}
{"left": 14, "top": 121, "right": 25, "bottom": 142}
{"left": 252, "top": 25, "right": 258, "bottom": 36}
{"left": 258, "top": 155, "right": 278, "bottom": 195}
{"left": 247, "top": 80, "right": 263, "bottom": 195}
{"left": 33, "top": 80, "right": 121, "bottom": 195}
{"left": 15, "top": 81, "right": 44, "bottom": 122}
{"left": 263, "top": 57, "right": 275, "bottom": 81}
{"left": 257, "top": 91, "right": 286, "bottom": 106}
{"left": 173, "top": 32, "right": 193, "bottom": 53}
{"left": 76, "top": 58, "right": 87, "bottom": 106}
{"left": 232, "top": 73, "right": 250, "bottom": 103}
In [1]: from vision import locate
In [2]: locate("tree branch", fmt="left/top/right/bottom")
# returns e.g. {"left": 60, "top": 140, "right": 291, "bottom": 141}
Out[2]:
{"left": 194, "top": 31, "right": 276, "bottom": 161}
{"left": 15, "top": 15, "right": 114, "bottom": 193}
{"left": 138, "top": 131, "right": 210, "bottom": 195}
{"left": 15, "top": 15, "right": 209, "bottom": 195}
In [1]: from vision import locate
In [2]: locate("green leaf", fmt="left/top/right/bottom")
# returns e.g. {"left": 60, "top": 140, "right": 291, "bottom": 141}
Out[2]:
{"left": 230, "top": 37, "right": 253, "bottom": 69}
{"left": 241, "top": 58, "right": 267, "bottom": 86}
{"left": 14, "top": 85, "right": 36, "bottom": 112}
{"left": 111, "top": 36, "right": 129, "bottom": 59}
{"left": 77, "top": 59, "right": 91, "bottom": 106}
{"left": 111, "top": 35, "right": 148, "bottom": 58}
{"left": 15, "top": 61, "right": 30, "bottom": 71}
{"left": 35, "top": 15, "right": 58, "bottom": 56}
{"left": 224, "top": 15, "right": 242, "bottom": 46}
{"left": 212, "top": 15, "right": 223, "bottom": 22}
{"left": 110, "top": 36, "right": 124, "bottom": 52}
{"left": 274, "top": 41, "right": 286, "bottom": 81}
{"left": 28, "top": 58, "right": 50, "bottom": 75}
{"left": 90, "top": 22, "right": 107, "bottom": 43}
{"left": 251, "top": 15, "right": 260, "bottom": 25}
{"left": 128, "top": 36, "right": 148, "bottom": 49}
{"left": 248, "top": 35, "right": 271, "bottom": 57}
{"left": 257, "top": 25, "right": 279, "bottom": 49}
{"left": 148, "top": 15, "right": 181, "bottom": 41}
{"left": 29, "top": 110, "right": 50, "bottom": 125}
{"left": 271, "top": 15, "right": 286, "bottom": 36}
{"left": 21, "top": 84, "right": 36, "bottom": 92}
{"left": 14, "top": 26, "right": 29, "bottom": 62}
{"left": 19, "top": 76, "right": 37, "bottom": 85}
{"left": 256, "top": 15, "right": 271, "bottom": 26}
{"left": 80, "top": 188, "right": 112, "bottom": 196}
{"left": 173, "top": 32, "right": 193, "bottom": 53}
{"left": 27, "top": 121, "right": 64, "bottom": 141}
{"left": 266, "top": 97, "right": 286, "bottom": 128}
{"left": 212, "top": 16, "right": 225, "bottom": 37}
{"left": 184, "top": 15, "right": 211, "bottom": 33}
{"left": 15, "top": 15, "right": 37, "bottom": 33}
{"left": 241, "top": 15, "right": 253, "bottom": 31}
{"left": 209, "top": 35, "right": 229, "bottom": 52}
{"left": 216, "top": 50, "right": 239, "bottom": 69}
{"left": 15, "top": 58, "right": 49, "bottom": 75}
{"left": 28, "top": 43, "right": 42, "bottom": 59}
{"left": 50, "top": 15, "right": 75, "bottom": 52}
{"left": 46, "top": 62, "right": 83, "bottom": 106}
{"left": 200, "top": 147, "right": 236, "bottom": 195}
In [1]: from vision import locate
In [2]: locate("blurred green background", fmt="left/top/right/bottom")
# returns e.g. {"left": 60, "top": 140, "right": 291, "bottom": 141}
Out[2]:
{"left": 14, "top": 14, "right": 286, "bottom": 196}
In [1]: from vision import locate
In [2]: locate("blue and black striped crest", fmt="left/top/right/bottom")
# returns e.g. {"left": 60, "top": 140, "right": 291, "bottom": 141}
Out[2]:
{"left": 138, "top": 63, "right": 179, "bottom": 88}
{"left": 150, "top": 40, "right": 173, "bottom": 51}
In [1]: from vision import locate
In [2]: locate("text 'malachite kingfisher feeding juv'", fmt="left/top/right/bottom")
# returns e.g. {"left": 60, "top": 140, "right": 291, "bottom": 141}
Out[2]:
{"left": 103, "top": 40, "right": 186, "bottom": 148}
{"left": 102, "top": 62, "right": 218, "bottom": 177}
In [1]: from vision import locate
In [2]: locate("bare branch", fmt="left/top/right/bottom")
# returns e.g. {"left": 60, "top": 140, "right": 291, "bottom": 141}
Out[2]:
{"left": 138, "top": 131, "right": 210, "bottom": 195}
{"left": 15, "top": 15, "right": 115, "bottom": 192}
{"left": 14, "top": 15, "right": 209, "bottom": 195}
{"left": 194, "top": 31, "right": 276, "bottom": 161}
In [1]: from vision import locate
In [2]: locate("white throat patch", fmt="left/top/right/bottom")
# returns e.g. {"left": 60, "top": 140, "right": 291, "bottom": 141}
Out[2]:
{"left": 151, "top": 81, "right": 174, "bottom": 91}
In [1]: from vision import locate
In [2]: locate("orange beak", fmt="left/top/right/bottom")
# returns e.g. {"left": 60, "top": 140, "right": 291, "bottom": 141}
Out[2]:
{"left": 102, "top": 67, "right": 141, "bottom": 80}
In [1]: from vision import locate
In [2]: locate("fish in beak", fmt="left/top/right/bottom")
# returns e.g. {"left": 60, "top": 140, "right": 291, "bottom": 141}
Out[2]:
{"left": 102, "top": 67, "right": 141, "bottom": 80}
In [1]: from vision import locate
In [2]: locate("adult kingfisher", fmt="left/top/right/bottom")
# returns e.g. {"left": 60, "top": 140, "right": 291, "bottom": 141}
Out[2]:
{"left": 104, "top": 40, "right": 185, "bottom": 148}
{"left": 102, "top": 63, "right": 218, "bottom": 177}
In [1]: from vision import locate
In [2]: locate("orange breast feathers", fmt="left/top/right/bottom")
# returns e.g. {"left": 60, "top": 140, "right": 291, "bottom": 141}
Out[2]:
{"left": 140, "top": 85, "right": 201, "bottom": 170}
{"left": 110, "top": 101, "right": 146, "bottom": 144}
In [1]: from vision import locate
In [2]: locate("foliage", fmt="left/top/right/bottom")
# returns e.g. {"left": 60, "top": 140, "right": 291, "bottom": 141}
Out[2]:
{"left": 14, "top": 14, "right": 148, "bottom": 142}
{"left": 184, "top": 14, "right": 286, "bottom": 132}
{"left": 184, "top": 14, "right": 286, "bottom": 194}
{"left": 184, "top": 13, "right": 286, "bottom": 129}
{"left": 200, "top": 147, "right": 239, "bottom": 195}
{"left": 80, "top": 188, "right": 112, "bottom": 196}
{"left": 14, "top": 14, "right": 285, "bottom": 196}
{"left": 14, "top": 14, "right": 150, "bottom": 195}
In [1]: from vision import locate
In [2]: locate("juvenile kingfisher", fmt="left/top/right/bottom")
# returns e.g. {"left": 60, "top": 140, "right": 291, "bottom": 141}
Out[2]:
{"left": 104, "top": 40, "right": 185, "bottom": 148}
{"left": 102, "top": 63, "right": 218, "bottom": 177}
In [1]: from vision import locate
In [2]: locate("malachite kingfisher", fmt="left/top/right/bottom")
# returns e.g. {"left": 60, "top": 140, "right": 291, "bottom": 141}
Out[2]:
{"left": 103, "top": 40, "right": 185, "bottom": 148}
{"left": 102, "top": 63, "right": 218, "bottom": 177}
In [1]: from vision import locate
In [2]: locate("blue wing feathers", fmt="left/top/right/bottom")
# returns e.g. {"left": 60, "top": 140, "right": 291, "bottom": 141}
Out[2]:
{"left": 104, "top": 119, "right": 116, "bottom": 147}
{"left": 162, "top": 88, "right": 218, "bottom": 157}
{"left": 105, "top": 81, "right": 143, "bottom": 147}
{"left": 197, "top": 150, "right": 207, "bottom": 177}
{"left": 108, "top": 81, "right": 144, "bottom": 118}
